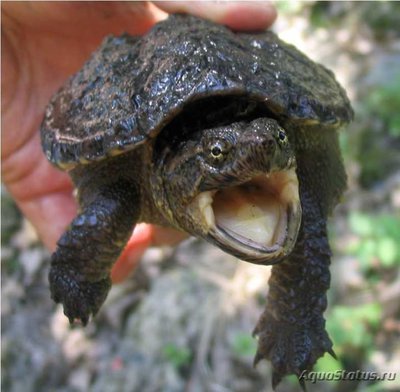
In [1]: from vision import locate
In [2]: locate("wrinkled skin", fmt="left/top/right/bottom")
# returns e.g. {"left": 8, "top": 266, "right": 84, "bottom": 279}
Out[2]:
{"left": 1, "top": 1, "right": 277, "bottom": 282}
{"left": 39, "top": 15, "right": 352, "bottom": 389}
{"left": 49, "top": 116, "right": 298, "bottom": 322}
{"left": 254, "top": 126, "right": 346, "bottom": 388}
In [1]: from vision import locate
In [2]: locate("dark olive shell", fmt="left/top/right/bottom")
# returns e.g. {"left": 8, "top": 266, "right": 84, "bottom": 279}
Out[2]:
{"left": 41, "top": 14, "right": 353, "bottom": 168}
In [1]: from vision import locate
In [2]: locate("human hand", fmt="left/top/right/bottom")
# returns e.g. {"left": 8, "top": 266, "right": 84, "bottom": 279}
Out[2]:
{"left": 1, "top": 1, "right": 277, "bottom": 283}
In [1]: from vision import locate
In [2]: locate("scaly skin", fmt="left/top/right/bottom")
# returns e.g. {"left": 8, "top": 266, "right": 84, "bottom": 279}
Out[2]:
{"left": 253, "top": 128, "right": 347, "bottom": 389}
{"left": 253, "top": 187, "right": 334, "bottom": 389}
{"left": 34, "top": 14, "right": 353, "bottom": 391}
{"left": 49, "top": 177, "right": 140, "bottom": 324}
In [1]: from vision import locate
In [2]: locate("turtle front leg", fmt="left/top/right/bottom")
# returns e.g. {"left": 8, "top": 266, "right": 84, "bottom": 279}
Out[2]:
{"left": 253, "top": 188, "right": 334, "bottom": 389}
{"left": 49, "top": 180, "right": 140, "bottom": 325}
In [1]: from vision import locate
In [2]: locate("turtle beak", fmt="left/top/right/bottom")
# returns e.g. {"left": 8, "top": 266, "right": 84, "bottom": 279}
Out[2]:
{"left": 191, "top": 167, "right": 301, "bottom": 264}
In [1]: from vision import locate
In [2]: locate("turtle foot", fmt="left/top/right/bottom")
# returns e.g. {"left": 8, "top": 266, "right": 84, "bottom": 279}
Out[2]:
{"left": 253, "top": 313, "right": 335, "bottom": 390}
{"left": 49, "top": 265, "right": 111, "bottom": 326}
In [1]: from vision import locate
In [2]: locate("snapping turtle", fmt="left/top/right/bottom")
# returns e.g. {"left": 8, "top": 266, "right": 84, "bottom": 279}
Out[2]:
{"left": 41, "top": 14, "right": 353, "bottom": 387}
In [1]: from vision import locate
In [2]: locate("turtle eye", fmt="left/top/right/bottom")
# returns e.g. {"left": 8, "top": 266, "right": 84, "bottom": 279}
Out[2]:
{"left": 211, "top": 146, "right": 222, "bottom": 157}
{"left": 277, "top": 130, "right": 288, "bottom": 144}
{"left": 209, "top": 140, "right": 228, "bottom": 161}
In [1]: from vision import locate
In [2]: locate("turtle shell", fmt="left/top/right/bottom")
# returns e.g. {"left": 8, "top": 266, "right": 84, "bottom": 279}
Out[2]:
{"left": 41, "top": 14, "right": 353, "bottom": 169}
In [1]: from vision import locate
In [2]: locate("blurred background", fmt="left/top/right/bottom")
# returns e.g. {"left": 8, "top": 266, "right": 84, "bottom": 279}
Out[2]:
{"left": 2, "top": 2, "right": 400, "bottom": 391}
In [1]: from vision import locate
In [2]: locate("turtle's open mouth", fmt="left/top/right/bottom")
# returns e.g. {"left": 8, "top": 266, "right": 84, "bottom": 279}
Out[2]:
{"left": 193, "top": 168, "right": 301, "bottom": 264}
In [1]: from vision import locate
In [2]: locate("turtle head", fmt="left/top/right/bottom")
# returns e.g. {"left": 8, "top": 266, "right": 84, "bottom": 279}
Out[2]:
{"left": 152, "top": 117, "right": 301, "bottom": 264}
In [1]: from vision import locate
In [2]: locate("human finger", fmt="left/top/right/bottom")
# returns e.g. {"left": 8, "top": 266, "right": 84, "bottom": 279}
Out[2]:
{"left": 111, "top": 224, "right": 188, "bottom": 283}
{"left": 153, "top": 1, "right": 277, "bottom": 31}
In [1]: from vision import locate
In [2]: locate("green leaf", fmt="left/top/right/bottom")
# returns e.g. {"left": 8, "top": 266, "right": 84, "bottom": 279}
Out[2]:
{"left": 326, "top": 303, "right": 382, "bottom": 352}
{"left": 377, "top": 237, "right": 399, "bottom": 266}
{"left": 389, "top": 115, "right": 400, "bottom": 137}
{"left": 231, "top": 332, "right": 257, "bottom": 357}
{"left": 162, "top": 343, "right": 191, "bottom": 368}
{"left": 349, "top": 212, "right": 375, "bottom": 236}
{"left": 357, "top": 239, "right": 376, "bottom": 268}
{"left": 347, "top": 213, "right": 400, "bottom": 270}
{"left": 315, "top": 352, "right": 343, "bottom": 373}
{"left": 360, "top": 303, "right": 382, "bottom": 327}
{"left": 378, "top": 215, "right": 400, "bottom": 240}
{"left": 276, "top": 1, "right": 304, "bottom": 14}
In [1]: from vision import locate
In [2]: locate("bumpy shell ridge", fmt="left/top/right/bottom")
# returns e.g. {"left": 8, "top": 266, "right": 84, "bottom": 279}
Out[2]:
{"left": 41, "top": 14, "right": 353, "bottom": 168}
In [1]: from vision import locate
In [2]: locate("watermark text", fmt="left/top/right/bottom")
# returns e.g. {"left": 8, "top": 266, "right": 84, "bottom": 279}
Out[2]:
{"left": 298, "top": 370, "right": 397, "bottom": 384}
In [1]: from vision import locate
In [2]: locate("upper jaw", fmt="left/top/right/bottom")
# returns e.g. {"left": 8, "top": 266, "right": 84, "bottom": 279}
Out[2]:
{"left": 189, "top": 167, "right": 302, "bottom": 264}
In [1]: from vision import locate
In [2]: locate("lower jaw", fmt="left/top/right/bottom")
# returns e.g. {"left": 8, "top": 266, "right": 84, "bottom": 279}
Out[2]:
{"left": 207, "top": 209, "right": 300, "bottom": 265}
{"left": 207, "top": 229, "right": 284, "bottom": 264}
{"left": 197, "top": 169, "right": 302, "bottom": 264}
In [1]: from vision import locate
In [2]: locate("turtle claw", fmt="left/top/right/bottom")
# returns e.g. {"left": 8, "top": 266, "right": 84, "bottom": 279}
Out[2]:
{"left": 327, "top": 347, "right": 337, "bottom": 359}
{"left": 253, "top": 313, "right": 334, "bottom": 390}
{"left": 271, "top": 369, "right": 307, "bottom": 391}
{"left": 80, "top": 315, "right": 89, "bottom": 327}
{"left": 298, "top": 377, "right": 308, "bottom": 392}
{"left": 272, "top": 371, "right": 283, "bottom": 391}
{"left": 67, "top": 314, "right": 89, "bottom": 327}
{"left": 253, "top": 350, "right": 263, "bottom": 367}
{"left": 49, "top": 265, "right": 111, "bottom": 326}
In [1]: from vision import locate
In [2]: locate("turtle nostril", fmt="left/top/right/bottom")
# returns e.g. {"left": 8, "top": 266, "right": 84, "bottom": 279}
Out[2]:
{"left": 261, "top": 138, "right": 274, "bottom": 147}
{"left": 263, "top": 139, "right": 275, "bottom": 150}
